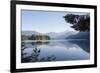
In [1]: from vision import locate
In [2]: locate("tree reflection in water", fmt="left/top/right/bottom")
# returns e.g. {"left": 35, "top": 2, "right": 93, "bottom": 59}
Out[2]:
{"left": 21, "top": 42, "right": 56, "bottom": 63}
{"left": 31, "top": 41, "right": 50, "bottom": 46}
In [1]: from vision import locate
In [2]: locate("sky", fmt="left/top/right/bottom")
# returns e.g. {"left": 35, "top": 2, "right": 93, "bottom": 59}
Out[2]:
{"left": 21, "top": 10, "right": 78, "bottom": 33}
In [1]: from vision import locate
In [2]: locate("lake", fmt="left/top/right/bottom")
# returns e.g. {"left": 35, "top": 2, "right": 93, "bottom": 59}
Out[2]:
{"left": 21, "top": 39, "right": 90, "bottom": 63}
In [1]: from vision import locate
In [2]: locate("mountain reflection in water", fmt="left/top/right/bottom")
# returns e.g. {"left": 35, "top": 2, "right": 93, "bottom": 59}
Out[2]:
{"left": 21, "top": 40, "right": 90, "bottom": 63}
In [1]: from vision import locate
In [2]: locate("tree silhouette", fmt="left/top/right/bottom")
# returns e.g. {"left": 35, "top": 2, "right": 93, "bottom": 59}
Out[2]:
{"left": 21, "top": 45, "right": 56, "bottom": 63}
{"left": 64, "top": 14, "right": 90, "bottom": 31}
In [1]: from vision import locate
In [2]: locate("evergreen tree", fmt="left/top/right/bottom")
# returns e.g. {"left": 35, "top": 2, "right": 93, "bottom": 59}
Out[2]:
{"left": 64, "top": 14, "right": 90, "bottom": 31}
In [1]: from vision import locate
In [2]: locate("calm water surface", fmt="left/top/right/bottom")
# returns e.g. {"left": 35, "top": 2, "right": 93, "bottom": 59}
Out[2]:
{"left": 21, "top": 40, "right": 90, "bottom": 63}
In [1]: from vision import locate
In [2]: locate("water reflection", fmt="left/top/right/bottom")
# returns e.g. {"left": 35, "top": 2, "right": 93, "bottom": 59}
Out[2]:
{"left": 31, "top": 41, "right": 50, "bottom": 46}
{"left": 21, "top": 40, "right": 90, "bottom": 63}
{"left": 21, "top": 42, "right": 56, "bottom": 63}
{"left": 69, "top": 40, "right": 90, "bottom": 53}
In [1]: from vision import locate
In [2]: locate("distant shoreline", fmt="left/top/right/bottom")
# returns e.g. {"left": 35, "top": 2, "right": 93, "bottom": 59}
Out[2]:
{"left": 22, "top": 39, "right": 89, "bottom": 42}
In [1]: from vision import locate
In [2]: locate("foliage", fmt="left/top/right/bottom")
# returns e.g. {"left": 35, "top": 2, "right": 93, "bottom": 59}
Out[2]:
{"left": 21, "top": 35, "right": 30, "bottom": 40}
{"left": 21, "top": 46, "right": 56, "bottom": 63}
{"left": 22, "top": 34, "right": 51, "bottom": 40}
{"left": 64, "top": 14, "right": 90, "bottom": 31}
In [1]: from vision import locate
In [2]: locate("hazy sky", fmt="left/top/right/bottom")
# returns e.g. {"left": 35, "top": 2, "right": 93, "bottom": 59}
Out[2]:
{"left": 21, "top": 10, "right": 77, "bottom": 33}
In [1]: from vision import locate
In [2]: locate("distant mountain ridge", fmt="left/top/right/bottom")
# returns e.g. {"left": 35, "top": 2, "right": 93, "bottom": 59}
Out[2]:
{"left": 53, "top": 31, "right": 78, "bottom": 39}
{"left": 22, "top": 31, "right": 40, "bottom": 36}
{"left": 22, "top": 31, "right": 90, "bottom": 40}
{"left": 66, "top": 31, "right": 90, "bottom": 39}
{"left": 22, "top": 30, "right": 78, "bottom": 39}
